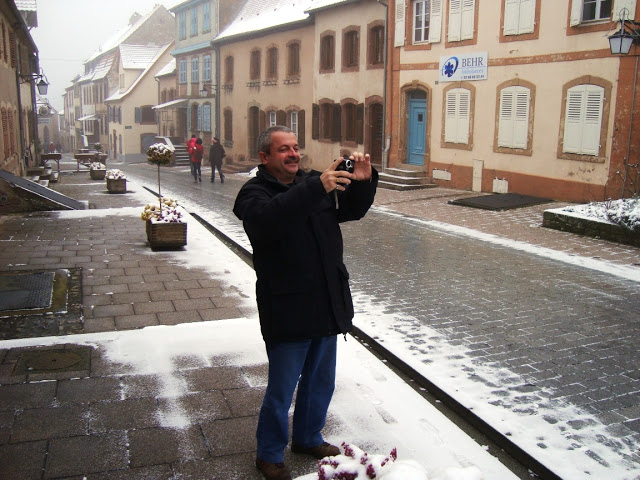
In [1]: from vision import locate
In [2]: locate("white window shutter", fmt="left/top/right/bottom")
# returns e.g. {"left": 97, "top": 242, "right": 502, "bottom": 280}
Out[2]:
{"left": 448, "top": 0, "right": 462, "bottom": 41}
{"left": 613, "top": 0, "right": 637, "bottom": 21}
{"left": 581, "top": 86, "right": 604, "bottom": 155}
{"left": 461, "top": 0, "right": 475, "bottom": 40}
{"left": 429, "top": 0, "right": 443, "bottom": 43}
{"left": 513, "top": 88, "right": 530, "bottom": 148}
{"left": 445, "top": 90, "right": 458, "bottom": 142}
{"left": 563, "top": 88, "right": 584, "bottom": 154}
{"left": 457, "top": 89, "right": 470, "bottom": 143}
{"left": 519, "top": 0, "right": 536, "bottom": 34}
{"left": 498, "top": 89, "right": 515, "bottom": 146}
{"left": 503, "top": 0, "right": 520, "bottom": 35}
{"left": 395, "top": 0, "right": 406, "bottom": 47}
{"left": 569, "top": 0, "right": 582, "bottom": 26}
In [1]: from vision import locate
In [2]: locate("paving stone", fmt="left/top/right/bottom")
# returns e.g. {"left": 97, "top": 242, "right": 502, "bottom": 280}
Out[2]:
{"left": 157, "top": 390, "right": 232, "bottom": 422}
{"left": 201, "top": 416, "right": 258, "bottom": 456}
{"left": 0, "top": 382, "right": 57, "bottom": 410}
{"left": 11, "top": 404, "right": 88, "bottom": 441}
{"left": 128, "top": 426, "right": 209, "bottom": 467}
{"left": 56, "top": 377, "right": 122, "bottom": 404}
{"left": 0, "top": 440, "right": 47, "bottom": 479}
{"left": 183, "top": 366, "right": 249, "bottom": 392}
{"left": 89, "top": 397, "right": 160, "bottom": 433}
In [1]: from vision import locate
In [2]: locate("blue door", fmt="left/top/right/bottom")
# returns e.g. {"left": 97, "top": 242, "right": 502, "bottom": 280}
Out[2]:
{"left": 408, "top": 99, "right": 426, "bottom": 165}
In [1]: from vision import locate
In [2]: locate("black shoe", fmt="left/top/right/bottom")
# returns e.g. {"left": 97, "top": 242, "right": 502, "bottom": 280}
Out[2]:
{"left": 291, "top": 441, "right": 340, "bottom": 459}
{"left": 210, "top": 178, "right": 214, "bottom": 182}
{"left": 221, "top": 174, "right": 225, "bottom": 184}
{"left": 255, "top": 458, "right": 291, "bottom": 480}
{"left": 198, "top": 176, "right": 202, "bottom": 182}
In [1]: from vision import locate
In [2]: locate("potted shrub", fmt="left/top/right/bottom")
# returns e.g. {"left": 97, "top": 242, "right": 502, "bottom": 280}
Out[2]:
{"left": 106, "top": 169, "right": 127, "bottom": 193}
{"left": 89, "top": 161, "right": 106, "bottom": 180}
{"left": 140, "top": 197, "right": 187, "bottom": 249}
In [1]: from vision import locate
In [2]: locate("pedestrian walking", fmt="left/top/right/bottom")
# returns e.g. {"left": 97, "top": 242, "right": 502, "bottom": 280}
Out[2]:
{"left": 233, "top": 125, "right": 378, "bottom": 480}
{"left": 187, "top": 134, "right": 197, "bottom": 180}
{"left": 191, "top": 138, "right": 204, "bottom": 182}
{"left": 209, "top": 137, "right": 225, "bottom": 183}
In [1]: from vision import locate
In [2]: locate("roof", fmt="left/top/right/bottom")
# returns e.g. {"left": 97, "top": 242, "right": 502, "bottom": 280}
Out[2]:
{"left": 77, "top": 54, "right": 116, "bottom": 83}
{"left": 105, "top": 43, "right": 173, "bottom": 102}
{"left": 15, "top": 1, "right": 37, "bottom": 11}
{"left": 155, "top": 58, "right": 176, "bottom": 78}
{"left": 214, "top": 0, "right": 314, "bottom": 43}
{"left": 305, "top": 0, "right": 359, "bottom": 13}
{"left": 152, "top": 98, "right": 188, "bottom": 109}
{"left": 85, "top": 5, "right": 167, "bottom": 63}
{"left": 119, "top": 44, "right": 167, "bottom": 70}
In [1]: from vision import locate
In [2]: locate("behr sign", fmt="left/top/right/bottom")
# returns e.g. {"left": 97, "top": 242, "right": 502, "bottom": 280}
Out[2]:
{"left": 439, "top": 52, "right": 488, "bottom": 82}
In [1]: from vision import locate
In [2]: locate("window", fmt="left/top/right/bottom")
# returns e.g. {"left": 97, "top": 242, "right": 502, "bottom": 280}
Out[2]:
{"left": 497, "top": 85, "right": 530, "bottom": 149}
{"left": 321, "top": 103, "right": 333, "bottom": 139}
{"left": 320, "top": 33, "right": 335, "bottom": 72}
{"left": 1, "top": 108, "right": 9, "bottom": 158}
{"left": 190, "top": 7, "right": 198, "bottom": 36}
{"left": 179, "top": 11, "right": 187, "bottom": 40}
{"left": 191, "top": 57, "right": 199, "bottom": 83}
{"left": 343, "top": 28, "right": 360, "bottom": 70}
{"left": 448, "top": 0, "right": 475, "bottom": 42}
{"left": 267, "top": 47, "right": 278, "bottom": 79}
{"left": 225, "top": 56, "right": 234, "bottom": 84}
{"left": 444, "top": 87, "right": 471, "bottom": 144}
{"left": 203, "top": 103, "right": 211, "bottom": 132}
{"left": 503, "top": 0, "right": 536, "bottom": 35}
{"left": 135, "top": 106, "right": 155, "bottom": 124}
{"left": 7, "top": 109, "right": 15, "bottom": 154}
{"left": 290, "top": 110, "right": 299, "bottom": 138}
{"left": 179, "top": 59, "right": 187, "bottom": 84}
{"left": 197, "top": 104, "right": 202, "bottom": 131}
{"left": 288, "top": 41, "right": 300, "bottom": 76}
{"left": 414, "top": 0, "right": 430, "bottom": 43}
{"left": 203, "top": 55, "right": 212, "bottom": 82}
{"left": 368, "top": 24, "right": 385, "bottom": 67}
{"left": 269, "top": 111, "right": 277, "bottom": 127}
{"left": 581, "top": 0, "right": 612, "bottom": 21}
{"left": 250, "top": 50, "right": 261, "bottom": 80}
{"left": 203, "top": 2, "right": 211, "bottom": 32}
{"left": 563, "top": 84, "right": 605, "bottom": 156}
{"left": 224, "top": 108, "right": 233, "bottom": 143}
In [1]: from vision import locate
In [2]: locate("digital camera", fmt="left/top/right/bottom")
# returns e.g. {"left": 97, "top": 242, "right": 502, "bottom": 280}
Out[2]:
{"left": 336, "top": 154, "right": 354, "bottom": 173}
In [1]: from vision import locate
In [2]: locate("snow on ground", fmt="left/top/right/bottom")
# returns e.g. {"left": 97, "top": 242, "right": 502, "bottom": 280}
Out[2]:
{"left": 50, "top": 179, "right": 640, "bottom": 479}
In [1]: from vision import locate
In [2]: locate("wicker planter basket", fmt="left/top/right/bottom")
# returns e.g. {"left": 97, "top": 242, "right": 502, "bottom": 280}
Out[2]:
{"left": 107, "top": 178, "right": 127, "bottom": 193}
{"left": 146, "top": 220, "right": 187, "bottom": 249}
{"left": 90, "top": 168, "right": 106, "bottom": 180}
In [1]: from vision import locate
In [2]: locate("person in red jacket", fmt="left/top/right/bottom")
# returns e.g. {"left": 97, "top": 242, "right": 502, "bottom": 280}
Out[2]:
{"left": 187, "top": 135, "right": 197, "bottom": 180}
{"left": 190, "top": 138, "right": 204, "bottom": 182}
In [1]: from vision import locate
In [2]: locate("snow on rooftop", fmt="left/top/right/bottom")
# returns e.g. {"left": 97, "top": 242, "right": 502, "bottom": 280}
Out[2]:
{"left": 85, "top": 5, "right": 165, "bottom": 63}
{"left": 119, "top": 44, "right": 167, "bottom": 70}
{"left": 215, "top": 0, "right": 314, "bottom": 42}
{"left": 156, "top": 58, "right": 177, "bottom": 78}
{"left": 15, "top": 0, "right": 37, "bottom": 11}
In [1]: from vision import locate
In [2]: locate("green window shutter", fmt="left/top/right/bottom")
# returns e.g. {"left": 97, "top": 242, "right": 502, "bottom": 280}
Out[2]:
{"left": 312, "top": 104, "right": 319, "bottom": 140}
{"left": 356, "top": 103, "right": 364, "bottom": 145}
{"left": 134, "top": 107, "right": 141, "bottom": 124}
{"left": 332, "top": 104, "right": 342, "bottom": 142}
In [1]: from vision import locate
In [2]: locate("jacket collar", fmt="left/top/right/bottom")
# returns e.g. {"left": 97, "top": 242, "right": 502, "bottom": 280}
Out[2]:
{"left": 256, "top": 164, "right": 305, "bottom": 188}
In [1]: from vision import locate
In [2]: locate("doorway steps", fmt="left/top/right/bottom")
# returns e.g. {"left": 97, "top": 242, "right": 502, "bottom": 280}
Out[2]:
{"left": 173, "top": 144, "right": 190, "bottom": 166}
{"left": 379, "top": 165, "right": 437, "bottom": 191}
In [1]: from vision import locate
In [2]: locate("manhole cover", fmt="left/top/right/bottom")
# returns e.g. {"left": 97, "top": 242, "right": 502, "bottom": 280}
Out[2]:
{"left": 0, "top": 272, "right": 54, "bottom": 311}
{"left": 24, "top": 351, "right": 82, "bottom": 371}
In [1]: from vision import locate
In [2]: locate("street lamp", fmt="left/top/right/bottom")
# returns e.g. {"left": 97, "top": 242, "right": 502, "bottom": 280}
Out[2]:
{"left": 609, "top": 8, "right": 640, "bottom": 55}
{"left": 19, "top": 68, "right": 49, "bottom": 95}
{"left": 199, "top": 85, "right": 208, "bottom": 97}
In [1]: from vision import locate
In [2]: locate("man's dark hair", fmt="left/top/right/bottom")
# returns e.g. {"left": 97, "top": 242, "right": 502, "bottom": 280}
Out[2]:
{"left": 196, "top": 138, "right": 203, "bottom": 145}
{"left": 258, "top": 125, "right": 293, "bottom": 155}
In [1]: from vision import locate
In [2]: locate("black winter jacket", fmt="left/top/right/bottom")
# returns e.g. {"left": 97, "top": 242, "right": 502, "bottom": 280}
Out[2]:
{"left": 233, "top": 165, "right": 378, "bottom": 342}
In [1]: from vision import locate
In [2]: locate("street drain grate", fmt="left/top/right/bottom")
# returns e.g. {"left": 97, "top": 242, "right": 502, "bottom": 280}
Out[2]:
{"left": 13, "top": 346, "right": 91, "bottom": 375}
{"left": 0, "top": 268, "right": 83, "bottom": 340}
{"left": 0, "top": 272, "right": 55, "bottom": 311}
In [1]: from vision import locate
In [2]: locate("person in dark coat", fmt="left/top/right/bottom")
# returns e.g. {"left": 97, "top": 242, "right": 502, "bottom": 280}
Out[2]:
{"left": 233, "top": 125, "right": 377, "bottom": 480}
{"left": 209, "top": 137, "right": 226, "bottom": 183}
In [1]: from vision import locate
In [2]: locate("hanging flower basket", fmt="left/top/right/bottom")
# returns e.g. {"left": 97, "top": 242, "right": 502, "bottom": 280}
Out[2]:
{"left": 106, "top": 169, "right": 127, "bottom": 193}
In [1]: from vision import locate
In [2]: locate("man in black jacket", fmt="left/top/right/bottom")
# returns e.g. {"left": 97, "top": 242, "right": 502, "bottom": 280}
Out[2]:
{"left": 209, "top": 137, "right": 225, "bottom": 183}
{"left": 233, "top": 126, "right": 377, "bottom": 480}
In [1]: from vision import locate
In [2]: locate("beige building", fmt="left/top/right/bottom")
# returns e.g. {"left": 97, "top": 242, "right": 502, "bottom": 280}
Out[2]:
{"left": 213, "top": 0, "right": 386, "bottom": 173}
{"left": 387, "top": 0, "right": 640, "bottom": 202}
{"left": 105, "top": 43, "right": 174, "bottom": 163}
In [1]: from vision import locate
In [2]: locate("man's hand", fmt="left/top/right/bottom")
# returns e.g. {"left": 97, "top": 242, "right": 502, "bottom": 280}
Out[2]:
{"left": 320, "top": 158, "right": 353, "bottom": 193}
{"left": 320, "top": 153, "right": 372, "bottom": 194}
{"left": 350, "top": 152, "right": 372, "bottom": 181}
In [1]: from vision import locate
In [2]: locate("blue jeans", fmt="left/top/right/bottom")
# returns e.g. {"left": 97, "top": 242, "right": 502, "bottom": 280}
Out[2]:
{"left": 256, "top": 336, "right": 337, "bottom": 463}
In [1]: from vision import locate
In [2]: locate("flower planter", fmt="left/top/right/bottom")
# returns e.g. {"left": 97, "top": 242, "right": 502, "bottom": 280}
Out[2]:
{"left": 146, "top": 220, "right": 187, "bottom": 249}
{"left": 90, "top": 169, "right": 106, "bottom": 180}
{"left": 107, "top": 178, "right": 127, "bottom": 193}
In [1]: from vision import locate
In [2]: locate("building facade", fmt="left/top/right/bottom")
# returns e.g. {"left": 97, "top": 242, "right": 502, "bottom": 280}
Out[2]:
{"left": 386, "top": 0, "right": 640, "bottom": 202}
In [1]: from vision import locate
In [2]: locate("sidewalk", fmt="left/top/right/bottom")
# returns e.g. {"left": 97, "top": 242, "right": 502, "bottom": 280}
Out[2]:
{"left": 0, "top": 162, "right": 519, "bottom": 479}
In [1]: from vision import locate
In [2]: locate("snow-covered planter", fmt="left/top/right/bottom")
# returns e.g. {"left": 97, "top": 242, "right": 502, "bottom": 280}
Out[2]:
{"left": 543, "top": 198, "right": 640, "bottom": 247}
{"left": 106, "top": 169, "right": 127, "bottom": 193}
{"left": 89, "top": 162, "right": 106, "bottom": 180}
{"left": 141, "top": 197, "right": 186, "bottom": 249}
